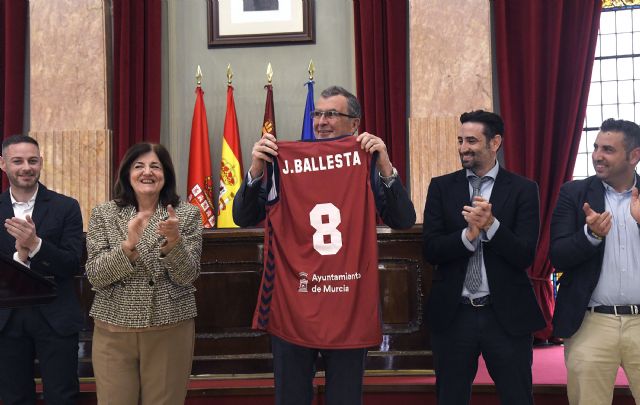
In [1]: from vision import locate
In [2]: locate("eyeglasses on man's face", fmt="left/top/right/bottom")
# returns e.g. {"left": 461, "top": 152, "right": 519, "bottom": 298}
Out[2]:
{"left": 310, "top": 110, "right": 357, "bottom": 120}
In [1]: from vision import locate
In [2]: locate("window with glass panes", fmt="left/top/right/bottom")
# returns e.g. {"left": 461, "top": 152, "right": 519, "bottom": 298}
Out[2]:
{"left": 574, "top": 4, "right": 640, "bottom": 179}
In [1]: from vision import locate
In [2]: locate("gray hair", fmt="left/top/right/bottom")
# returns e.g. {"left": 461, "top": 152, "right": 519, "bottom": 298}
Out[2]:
{"left": 320, "top": 86, "right": 361, "bottom": 118}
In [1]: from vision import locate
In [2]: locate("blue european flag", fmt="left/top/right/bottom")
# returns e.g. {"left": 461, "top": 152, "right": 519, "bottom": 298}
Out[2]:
{"left": 300, "top": 80, "right": 315, "bottom": 140}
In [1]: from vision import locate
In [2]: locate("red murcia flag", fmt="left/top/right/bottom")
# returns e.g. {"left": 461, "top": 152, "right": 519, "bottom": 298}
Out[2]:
{"left": 187, "top": 86, "right": 216, "bottom": 228}
{"left": 262, "top": 84, "right": 277, "bottom": 138}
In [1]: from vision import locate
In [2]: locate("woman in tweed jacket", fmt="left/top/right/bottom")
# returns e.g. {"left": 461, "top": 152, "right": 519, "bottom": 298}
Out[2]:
{"left": 86, "top": 143, "right": 202, "bottom": 405}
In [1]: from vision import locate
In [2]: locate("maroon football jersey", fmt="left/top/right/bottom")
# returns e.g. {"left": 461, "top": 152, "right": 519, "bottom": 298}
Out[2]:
{"left": 252, "top": 135, "right": 381, "bottom": 349}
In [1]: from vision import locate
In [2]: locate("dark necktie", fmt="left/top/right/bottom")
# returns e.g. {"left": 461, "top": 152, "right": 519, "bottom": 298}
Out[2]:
{"left": 464, "top": 175, "right": 490, "bottom": 293}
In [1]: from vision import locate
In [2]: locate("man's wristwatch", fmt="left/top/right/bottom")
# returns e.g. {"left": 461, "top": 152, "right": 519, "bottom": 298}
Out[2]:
{"left": 587, "top": 227, "right": 603, "bottom": 241}
{"left": 379, "top": 167, "right": 398, "bottom": 182}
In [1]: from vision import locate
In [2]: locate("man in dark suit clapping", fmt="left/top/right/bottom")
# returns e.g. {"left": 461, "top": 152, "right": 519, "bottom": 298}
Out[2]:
{"left": 550, "top": 118, "right": 640, "bottom": 404}
{"left": 423, "top": 110, "right": 545, "bottom": 405}
{"left": 0, "top": 134, "right": 83, "bottom": 405}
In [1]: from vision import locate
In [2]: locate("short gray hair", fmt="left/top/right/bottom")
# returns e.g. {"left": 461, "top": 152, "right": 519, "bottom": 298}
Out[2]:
{"left": 320, "top": 86, "right": 361, "bottom": 118}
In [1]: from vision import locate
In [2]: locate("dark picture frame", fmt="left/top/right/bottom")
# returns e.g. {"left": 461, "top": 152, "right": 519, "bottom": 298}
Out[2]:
{"left": 207, "top": 0, "right": 315, "bottom": 47}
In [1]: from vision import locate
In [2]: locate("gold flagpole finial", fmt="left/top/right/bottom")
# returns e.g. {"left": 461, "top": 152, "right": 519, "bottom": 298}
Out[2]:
{"left": 226, "top": 64, "right": 233, "bottom": 85}
{"left": 196, "top": 65, "right": 203, "bottom": 86}
{"left": 266, "top": 63, "right": 273, "bottom": 84}
{"left": 308, "top": 59, "right": 315, "bottom": 81}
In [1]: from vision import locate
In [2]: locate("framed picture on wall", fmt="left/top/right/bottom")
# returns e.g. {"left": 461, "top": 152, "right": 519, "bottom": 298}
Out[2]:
{"left": 207, "top": 0, "right": 315, "bottom": 47}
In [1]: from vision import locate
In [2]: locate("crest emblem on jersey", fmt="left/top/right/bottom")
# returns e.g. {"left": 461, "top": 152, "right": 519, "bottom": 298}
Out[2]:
{"left": 298, "top": 272, "right": 309, "bottom": 293}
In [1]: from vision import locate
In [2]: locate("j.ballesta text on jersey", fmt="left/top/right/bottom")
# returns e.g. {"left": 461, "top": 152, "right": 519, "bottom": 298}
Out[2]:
{"left": 281, "top": 150, "right": 362, "bottom": 174}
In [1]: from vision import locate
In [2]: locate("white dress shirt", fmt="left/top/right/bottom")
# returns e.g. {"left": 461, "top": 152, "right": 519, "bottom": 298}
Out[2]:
{"left": 9, "top": 186, "right": 42, "bottom": 266}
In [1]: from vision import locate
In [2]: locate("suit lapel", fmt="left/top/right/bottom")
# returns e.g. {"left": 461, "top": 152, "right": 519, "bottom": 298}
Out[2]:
{"left": 586, "top": 177, "right": 605, "bottom": 213}
{"left": 454, "top": 170, "right": 472, "bottom": 204}
{"left": 118, "top": 204, "right": 168, "bottom": 277}
{"left": 0, "top": 191, "right": 15, "bottom": 254}
{"left": 31, "top": 183, "right": 50, "bottom": 229}
{"left": 137, "top": 205, "right": 168, "bottom": 276}
{"left": 452, "top": 170, "right": 472, "bottom": 227}
{"left": 117, "top": 205, "right": 136, "bottom": 241}
{"left": 487, "top": 167, "right": 511, "bottom": 215}
{"left": 140, "top": 205, "right": 166, "bottom": 256}
{"left": 0, "top": 191, "right": 13, "bottom": 221}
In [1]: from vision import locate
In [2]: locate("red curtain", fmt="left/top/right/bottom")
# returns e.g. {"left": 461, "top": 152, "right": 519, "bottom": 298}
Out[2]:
{"left": 0, "top": 0, "right": 27, "bottom": 191}
{"left": 112, "top": 0, "right": 162, "bottom": 173}
{"left": 494, "top": 0, "right": 602, "bottom": 339}
{"left": 353, "top": 0, "right": 408, "bottom": 183}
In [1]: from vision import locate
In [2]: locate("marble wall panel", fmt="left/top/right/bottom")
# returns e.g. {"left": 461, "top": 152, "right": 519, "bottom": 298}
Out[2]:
{"left": 30, "top": 0, "right": 108, "bottom": 131}
{"left": 409, "top": 0, "right": 493, "bottom": 223}
{"left": 409, "top": 0, "right": 493, "bottom": 117}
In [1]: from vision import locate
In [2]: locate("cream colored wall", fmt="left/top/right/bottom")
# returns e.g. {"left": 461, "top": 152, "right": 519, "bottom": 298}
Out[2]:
{"left": 164, "top": 0, "right": 357, "bottom": 200}
{"left": 409, "top": 0, "right": 493, "bottom": 223}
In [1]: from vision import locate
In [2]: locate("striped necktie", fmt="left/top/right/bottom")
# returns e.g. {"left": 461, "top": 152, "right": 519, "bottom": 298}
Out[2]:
{"left": 464, "top": 175, "right": 490, "bottom": 293}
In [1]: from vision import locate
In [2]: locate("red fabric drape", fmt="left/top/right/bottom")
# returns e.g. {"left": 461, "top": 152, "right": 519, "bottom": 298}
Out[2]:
{"left": 494, "top": 0, "right": 602, "bottom": 339}
{"left": 0, "top": 0, "right": 27, "bottom": 191}
{"left": 353, "top": 0, "right": 407, "bottom": 183}
{"left": 112, "top": 0, "right": 162, "bottom": 173}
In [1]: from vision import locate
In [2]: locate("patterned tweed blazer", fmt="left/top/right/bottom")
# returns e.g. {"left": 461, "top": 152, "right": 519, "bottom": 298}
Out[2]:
{"left": 86, "top": 200, "right": 202, "bottom": 328}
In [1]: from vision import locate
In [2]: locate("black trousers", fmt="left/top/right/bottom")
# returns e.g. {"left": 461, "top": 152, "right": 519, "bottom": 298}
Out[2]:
{"left": 0, "top": 308, "right": 79, "bottom": 405}
{"left": 271, "top": 334, "right": 367, "bottom": 405}
{"left": 431, "top": 304, "right": 534, "bottom": 405}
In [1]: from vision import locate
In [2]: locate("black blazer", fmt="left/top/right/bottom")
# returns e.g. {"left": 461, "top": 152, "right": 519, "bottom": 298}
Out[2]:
{"left": 549, "top": 175, "right": 639, "bottom": 338}
{"left": 0, "top": 184, "right": 84, "bottom": 336}
{"left": 423, "top": 167, "right": 545, "bottom": 336}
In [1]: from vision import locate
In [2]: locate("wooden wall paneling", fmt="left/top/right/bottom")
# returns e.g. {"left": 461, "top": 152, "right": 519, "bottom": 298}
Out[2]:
{"left": 409, "top": 116, "right": 461, "bottom": 224}
{"left": 30, "top": 131, "right": 111, "bottom": 230}
{"left": 193, "top": 229, "right": 271, "bottom": 375}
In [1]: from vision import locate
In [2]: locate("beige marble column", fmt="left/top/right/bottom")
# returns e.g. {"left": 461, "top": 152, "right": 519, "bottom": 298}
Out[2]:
{"left": 409, "top": 0, "right": 493, "bottom": 223}
{"left": 29, "top": 0, "right": 112, "bottom": 229}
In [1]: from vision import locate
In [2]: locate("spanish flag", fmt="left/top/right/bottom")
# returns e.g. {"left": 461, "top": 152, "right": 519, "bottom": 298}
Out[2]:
{"left": 187, "top": 86, "right": 216, "bottom": 228}
{"left": 217, "top": 85, "right": 243, "bottom": 228}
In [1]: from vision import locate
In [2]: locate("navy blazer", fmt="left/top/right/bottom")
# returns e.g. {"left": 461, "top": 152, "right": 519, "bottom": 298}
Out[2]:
{"left": 423, "top": 167, "right": 545, "bottom": 336}
{"left": 0, "top": 183, "right": 84, "bottom": 335}
{"left": 549, "top": 175, "right": 640, "bottom": 338}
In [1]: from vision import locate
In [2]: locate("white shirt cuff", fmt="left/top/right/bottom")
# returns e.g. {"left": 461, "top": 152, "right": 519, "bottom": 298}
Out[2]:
{"left": 484, "top": 218, "right": 500, "bottom": 240}
{"left": 29, "top": 238, "right": 43, "bottom": 258}
{"left": 461, "top": 229, "right": 476, "bottom": 251}
{"left": 584, "top": 224, "right": 602, "bottom": 245}
{"left": 247, "top": 171, "right": 263, "bottom": 186}
{"left": 13, "top": 251, "right": 30, "bottom": 267}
